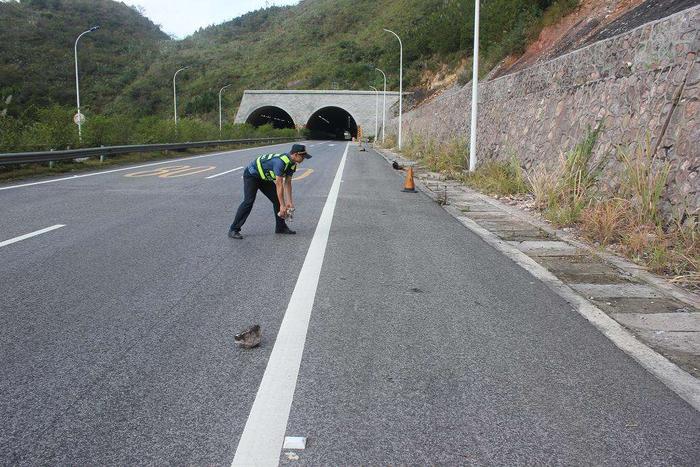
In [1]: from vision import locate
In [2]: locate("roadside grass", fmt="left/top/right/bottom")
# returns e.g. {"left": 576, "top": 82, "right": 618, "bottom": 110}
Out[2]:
{"left": 459, "top": 154, "right": 529, "bottom": 196}
{"left": 402, "top": 135, "right": 467, "bottom": 177}
{"left": 0, "top": 142, "right": 278, "bottom": 183}
{"left": 540, "top": 125, "right": 606, "bottom": 227}
{"left": 379, "top": 134, "right": 398, "bottom": 150}
{"left": 393, "top": 128, "right": 698, "bottom": 288}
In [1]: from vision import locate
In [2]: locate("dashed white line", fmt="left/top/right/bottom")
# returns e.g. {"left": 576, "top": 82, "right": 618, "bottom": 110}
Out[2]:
{"left": 0, "top": 224, "right": 65, "bottom": 248}
{"left": 231, "top": 142, "right": 349, "bottom": 466}
{"left": 206, "top": 166, "right": 244, "bottom": 179}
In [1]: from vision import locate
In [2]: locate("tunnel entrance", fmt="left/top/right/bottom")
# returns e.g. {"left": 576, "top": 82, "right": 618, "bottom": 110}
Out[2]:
{"left": 245, "top": 106, "right": 295, "bottom": 129}
{"left": 306, "top": 107, "right": 358, "bottom": 140}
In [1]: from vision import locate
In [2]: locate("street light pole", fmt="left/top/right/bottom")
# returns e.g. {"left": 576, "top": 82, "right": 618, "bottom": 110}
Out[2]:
{"left": 383, "top": 28, "right": 403, "bottom": 149}
{"left": 375, "top": 68, "right": 387, "bottom": 144}
{"left": 469, "top": 0, "right": 480, "bottom": 172}
{"left": 74, "top": 25, "right": 99, "bottom": 142}
{"left": 369, "top": 85, "right": 379, "bottom": 141}
{"left": 219, "top": 84, "right": 234, "bottom": 137}
{"left": 173, "top": 66, "right": 190, "bottom": 125}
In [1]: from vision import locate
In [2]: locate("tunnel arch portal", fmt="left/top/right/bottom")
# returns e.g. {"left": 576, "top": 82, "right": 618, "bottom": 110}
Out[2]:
{"left": 245, "top": 106, "right": 295, "bottom": 129}
{"left": 234, "top": 90, "right": 402, "bottom": 140}
{"left": 306, "top": 106, "right": 357, "bottom": 140}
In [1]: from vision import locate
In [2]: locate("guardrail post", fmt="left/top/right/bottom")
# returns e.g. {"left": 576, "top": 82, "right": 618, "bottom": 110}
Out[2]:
{"left": 49, "top": 149, "right": 54, "bottom": 168}
{"left": 99, "top": 145, "right": 105, "bottom": 163}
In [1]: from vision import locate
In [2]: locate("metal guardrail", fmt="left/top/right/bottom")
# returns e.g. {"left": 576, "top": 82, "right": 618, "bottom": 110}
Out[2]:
{"left": 0, "top": 137, "right": 301, "bottom": 165}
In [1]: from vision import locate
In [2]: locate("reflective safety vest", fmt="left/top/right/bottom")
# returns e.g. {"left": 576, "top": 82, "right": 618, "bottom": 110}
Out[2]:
{"left": 255, "top": 153, "right": 296, "bottom": 181}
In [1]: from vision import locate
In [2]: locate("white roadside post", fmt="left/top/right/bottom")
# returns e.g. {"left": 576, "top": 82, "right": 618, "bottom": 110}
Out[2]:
{"left": 218, "top": 84, "right": 234, "bottom": 137}
{"left": 469, "top": 0, "right": 480, "bottom": 171}
{"left": 383, "top": 29, "right": 403, "bottom": 150}
{"left": 375, "top": 68, "right": 387, "bottom": 144}
{"left": 173, "top": 66, "right": 190, "bottom": 125}
{"left": 369, "top": 85, "right": 379, "bottom": 142}
{"left": 74, "top": 26, "right": 99, "bottom": 143}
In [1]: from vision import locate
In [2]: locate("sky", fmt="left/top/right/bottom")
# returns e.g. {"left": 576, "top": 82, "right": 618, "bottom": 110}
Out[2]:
{"left": 129, "top": 0, "right": 300, "bottom": 39}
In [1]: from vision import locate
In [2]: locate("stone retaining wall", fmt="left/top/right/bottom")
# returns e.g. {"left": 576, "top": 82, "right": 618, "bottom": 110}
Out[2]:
{"left": 388, "top": 6, "right": 699, "bottom": 217}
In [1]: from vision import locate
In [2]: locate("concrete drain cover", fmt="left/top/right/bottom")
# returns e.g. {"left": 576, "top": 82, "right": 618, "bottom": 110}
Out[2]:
{"left": 570, "top": 283, "right": 664, "bottom": 299}
{"left": 591, "top": 297, "right": 696, "bottom": 315}
{"left": 512, "top": 240, "right": 581, "bottom": 256}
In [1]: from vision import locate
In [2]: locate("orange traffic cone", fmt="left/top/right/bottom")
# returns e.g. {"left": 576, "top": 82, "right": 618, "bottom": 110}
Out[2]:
{"left": 402, "top": 166, "right": 417, "bottom": 193}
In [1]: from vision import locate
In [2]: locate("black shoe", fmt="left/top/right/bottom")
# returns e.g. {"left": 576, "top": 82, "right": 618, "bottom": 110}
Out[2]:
{"left": 275, "top": 226, "right": 296, "bottom": 235}
{"left": 228, "top": 229, "right": 243, "bottom": 239}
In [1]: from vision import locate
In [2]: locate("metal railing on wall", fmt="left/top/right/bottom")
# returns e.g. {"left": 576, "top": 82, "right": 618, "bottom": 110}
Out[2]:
{"left": 0, "top": 137, "right": 301, "bottom": 165}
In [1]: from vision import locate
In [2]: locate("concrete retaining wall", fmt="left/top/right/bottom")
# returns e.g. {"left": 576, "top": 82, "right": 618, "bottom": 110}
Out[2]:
{"left": 388, "top": 6, "right": 700, "bottom": 216}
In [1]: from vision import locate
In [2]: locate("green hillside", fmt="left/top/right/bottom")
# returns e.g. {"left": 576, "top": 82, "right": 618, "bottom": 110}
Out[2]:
{"left": 0, "top": 0, "right": 169, "bottom": 118}
{"left": 118, "top": 0, "right": 578, "bottom": 120}
{"left": 0, "top": 0, "right": 578, "bottom": 151}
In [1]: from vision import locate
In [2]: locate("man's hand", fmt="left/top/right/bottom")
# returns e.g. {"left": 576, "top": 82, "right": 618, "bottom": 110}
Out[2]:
{"left": 286, "top": 202, "right": 294, "bottom": 211}
{"left": 278, "top": 210, "right": 287, "bottom": 219}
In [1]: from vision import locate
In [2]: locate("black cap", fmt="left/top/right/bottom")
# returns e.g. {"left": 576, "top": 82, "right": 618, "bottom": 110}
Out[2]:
{"left": 290, "top": 144, "right": 312, "bottom": 159}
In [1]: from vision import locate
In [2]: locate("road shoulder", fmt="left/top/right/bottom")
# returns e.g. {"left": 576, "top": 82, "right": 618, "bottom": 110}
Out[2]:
{"left": 375, "top": 145, "right": 700, "bottom": 411}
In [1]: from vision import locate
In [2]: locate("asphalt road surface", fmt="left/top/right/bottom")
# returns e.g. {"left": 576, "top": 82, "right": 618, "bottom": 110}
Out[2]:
{"left": 1, "top": 142, "right": 698, "bottom": 465}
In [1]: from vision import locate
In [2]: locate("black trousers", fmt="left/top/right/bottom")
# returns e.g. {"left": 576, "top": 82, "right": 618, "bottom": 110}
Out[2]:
{"left": 230, "top": 172, "right": 287, "bottom": 231}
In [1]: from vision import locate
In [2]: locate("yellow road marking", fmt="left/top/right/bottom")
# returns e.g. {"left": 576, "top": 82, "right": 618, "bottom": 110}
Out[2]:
{"left": 125, "top": 165, "right": 215, "bottom": 178}
{"left": 161, "top": 166, "right": 215, "bottom": 177}
{"left": 125, "top": 166, "right": 187, "bottom": 177}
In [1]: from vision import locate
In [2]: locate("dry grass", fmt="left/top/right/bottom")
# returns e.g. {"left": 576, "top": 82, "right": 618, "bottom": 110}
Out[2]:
{"left": 526, "top": 125, "right": 605, "bottom": 227}
{"left": 526, "top": 162, "right": 561, "bottom": 208}
{"left": 393, "top": 129, "right": 698, "bottom": 289}
{"left": 617, "top": 137, "right": 671, "bottom": 226}
{"left": 402, "top": 135, "right": 467, "bottom": 177}
{"left": 460, "top": 154, "right": 529, "bottom": 196}
{"left": 580, "top": 198, "right": 629, "bottom": 245}
{"left": 379, "top": 134, "right": 398, "bottom": 149}
{"left": 581, "top": 138, "right": 697, "bottom": 286}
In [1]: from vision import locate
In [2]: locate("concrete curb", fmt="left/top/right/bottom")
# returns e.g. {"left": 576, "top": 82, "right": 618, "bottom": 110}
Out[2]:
{"left": 372, "top": 145, "right": 700, "bottom": 412}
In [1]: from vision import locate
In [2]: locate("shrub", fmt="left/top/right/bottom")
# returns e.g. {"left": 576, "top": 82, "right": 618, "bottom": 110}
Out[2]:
{"left": 82, "top": 114, "right": 135, "bottom": 147}
{"left": 21, "top": 105, "right": 78, "bottom": 150}
{"left": 176, "top": 118, "right": 218, "bottom": 142}
{"left": 132, "top": 116, "right": 178, "bottom": 144}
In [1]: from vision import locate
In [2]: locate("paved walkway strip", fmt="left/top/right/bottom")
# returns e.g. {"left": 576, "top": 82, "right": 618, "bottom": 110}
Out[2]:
{"left": 0, "top": 224, "right": 65, "bottom": 248}
{"left": 231, "top": 143, "right": 349, "bottom": 466}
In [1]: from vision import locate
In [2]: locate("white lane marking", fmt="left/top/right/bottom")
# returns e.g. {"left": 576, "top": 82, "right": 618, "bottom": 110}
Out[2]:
{"left": 206, "top": 166, "right": 244, "bottom": 179}
{"left": 448, "top": 203, "right": 700, "bottom": 411}
{"left": 0, "top": 142, "right": 291, "bottom": 192}
{"left": 231, "top": 142, "right": 349, "bottom": 466}
{"left": 0, "top": 224, "right": 65, "bottom": 248}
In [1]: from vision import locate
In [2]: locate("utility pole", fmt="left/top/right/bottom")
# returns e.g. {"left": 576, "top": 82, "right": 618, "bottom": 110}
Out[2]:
{"left": 173, "top": 66, "right": 190, "bottom": 125}
{"left": 219, "top": 84, "right": 234, "bottom": 137}
{"left": 383, "top": 29, "right": 403, "bottom": 149}
{"left": 375, "top": 68, "right": 387, "bottom": 144}
{"left": 74, "top": 26, "right": 99, "bottom": 142}
{"left": 469, "top": 1, "right": 480, "bottom": 171}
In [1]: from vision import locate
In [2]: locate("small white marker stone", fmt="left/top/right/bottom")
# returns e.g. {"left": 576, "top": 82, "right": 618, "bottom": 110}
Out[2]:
{"left": 283, "top": 436, "right": 307, "bottom": 450}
